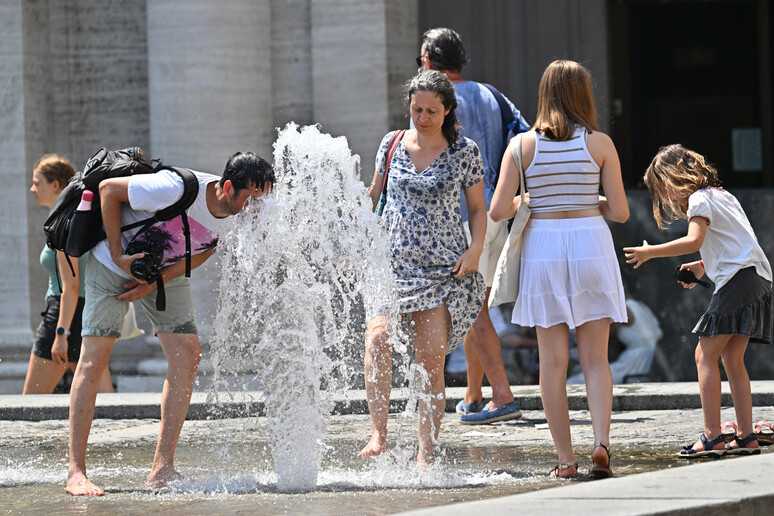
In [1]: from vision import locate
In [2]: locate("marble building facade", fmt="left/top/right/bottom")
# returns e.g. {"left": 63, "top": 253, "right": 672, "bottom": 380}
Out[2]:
{"left": 2, "top": 0, "right": 771, "bottom": 391}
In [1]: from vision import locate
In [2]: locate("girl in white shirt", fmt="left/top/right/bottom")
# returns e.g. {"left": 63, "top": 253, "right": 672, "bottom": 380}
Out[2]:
{"left": 624, "top": 144, "right": 772, "bottom": 459}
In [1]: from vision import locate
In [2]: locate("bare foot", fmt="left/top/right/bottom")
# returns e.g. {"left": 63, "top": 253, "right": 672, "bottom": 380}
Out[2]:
{"left": 66, "top": 471, "right": 105, "bottom": 496}
{"left": 416, "top": 451, "right": 434, "bottom": 471}
{"left": 359, "top": 430, "right": 387, "bottom": 457}
{"left": 146, "top": 465, "right": 183, "bottom": 488}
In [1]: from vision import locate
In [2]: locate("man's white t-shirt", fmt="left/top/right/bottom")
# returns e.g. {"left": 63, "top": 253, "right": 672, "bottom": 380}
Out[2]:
{"left": 91, "top": 170, "right": 228, "bottom": 279}
{"left": 687, "top": 187, "right": 772, "bottom": 291}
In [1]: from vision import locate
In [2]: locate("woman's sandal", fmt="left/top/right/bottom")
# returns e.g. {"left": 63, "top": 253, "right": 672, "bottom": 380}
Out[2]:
{"left": 677, "top": 433, "right": 727, "bottom": 459}
{"left": 725, "top": 432, "right": 761, "bottom": 456}
{"left": 754, "top": 421, "right": 774, "bottom": 446}
{"left": 549, "top": 461, "right": 578, "bottom": 478}
{"left": 721, "top": 421, "right": 738, "bottom": 443}
{"left": 589, "top": 442, "right": 613, "bottom": 479}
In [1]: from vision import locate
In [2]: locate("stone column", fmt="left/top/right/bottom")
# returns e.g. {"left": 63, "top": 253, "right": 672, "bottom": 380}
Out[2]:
{"left": 271, "top": 0, "right": 313, "bottom": 128}
{"left": 310, "top": 0, "right": 417, "bottom": 183}
{"left": 0, "top": 0, "right": 35, "bottom": 375}
{"left": 147, "top": 0, "right": 274, "bottom": 343}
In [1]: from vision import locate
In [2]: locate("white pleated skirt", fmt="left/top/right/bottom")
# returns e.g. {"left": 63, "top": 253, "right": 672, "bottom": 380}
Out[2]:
{"left": 512, "top": 216, "right": 628, "bottom": 329}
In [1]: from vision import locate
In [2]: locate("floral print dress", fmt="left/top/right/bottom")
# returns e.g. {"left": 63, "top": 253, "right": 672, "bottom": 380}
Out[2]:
{"left": 375, "top": 131, "right": 486, "bottom": 354}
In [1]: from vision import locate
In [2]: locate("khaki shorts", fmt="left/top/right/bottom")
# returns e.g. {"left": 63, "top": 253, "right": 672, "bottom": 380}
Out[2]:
{"left": 82, "top": 255, "right": 197, "bottom": 337}
{"left": 464, "top": 212, "right": 508, "bottom": 287}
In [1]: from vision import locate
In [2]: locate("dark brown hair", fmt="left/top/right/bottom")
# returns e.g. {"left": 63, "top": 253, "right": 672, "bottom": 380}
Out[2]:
{"left": 405, "top": 69, "right": 459, "bottom": 145}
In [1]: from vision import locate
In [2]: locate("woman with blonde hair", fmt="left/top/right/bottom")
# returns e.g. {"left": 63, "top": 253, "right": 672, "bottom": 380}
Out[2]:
{"left": 490, "top": 60, "right": 629, "bottom": 478}
{"left": 25, "top": 154, "right": 114, "bottom": 394}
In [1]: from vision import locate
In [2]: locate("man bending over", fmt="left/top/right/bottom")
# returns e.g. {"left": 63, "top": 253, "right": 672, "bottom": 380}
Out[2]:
{"left": 66, "top": 152, "right": 275, "bottom": 496}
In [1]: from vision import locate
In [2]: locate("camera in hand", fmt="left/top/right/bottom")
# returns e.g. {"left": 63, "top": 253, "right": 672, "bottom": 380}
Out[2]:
{"left": 126, "top": 240, "right": 163, "bottom": 282}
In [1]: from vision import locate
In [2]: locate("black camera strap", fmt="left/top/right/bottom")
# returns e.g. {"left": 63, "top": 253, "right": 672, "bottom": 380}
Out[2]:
{"left": 153, "top": 275, "right": 166, "bottom": 311}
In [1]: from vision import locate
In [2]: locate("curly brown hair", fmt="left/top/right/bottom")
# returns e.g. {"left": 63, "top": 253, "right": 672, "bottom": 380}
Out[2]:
{"left": 644, "top": 144, "right": 721, "bottom": 229}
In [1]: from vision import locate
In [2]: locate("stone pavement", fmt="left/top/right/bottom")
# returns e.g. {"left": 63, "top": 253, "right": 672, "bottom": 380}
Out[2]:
{"left": 4, "top": 380, "right": 774, "bottom": 421}
{"left": 2, "top": 381, "right": 774, "bottom": 515}
{"left": 398, "top": 452, "right": 774, "bottom": 516}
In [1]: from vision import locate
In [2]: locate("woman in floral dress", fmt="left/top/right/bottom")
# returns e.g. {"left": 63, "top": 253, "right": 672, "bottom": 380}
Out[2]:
{"left": 361, "top": 70, "right": 487, "bottom": 465}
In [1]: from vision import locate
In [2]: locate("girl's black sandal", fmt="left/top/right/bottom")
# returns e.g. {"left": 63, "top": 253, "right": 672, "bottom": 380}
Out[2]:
{"left": 725, "top": 432, "right": 761, "bottom": 456}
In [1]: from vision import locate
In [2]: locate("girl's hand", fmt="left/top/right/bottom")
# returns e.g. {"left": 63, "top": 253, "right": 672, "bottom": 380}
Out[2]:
{"left": 678, "top": 260, "right": 705, "bottom": 289}
{"left": 51, "top": 335, "right": 68, "bottom": 365}
{"left": 623, "top": 240, "right": 653, "bottom": 269}
{"left": 452, "top": 247, "right": 482, "bottom": 279}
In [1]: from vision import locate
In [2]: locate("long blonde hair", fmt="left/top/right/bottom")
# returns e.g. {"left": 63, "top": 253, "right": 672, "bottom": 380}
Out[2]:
{"left": 644, "top": 144, "right": 721, "bottom": 229}
{"left": 533, "top": 60, "right": 599, "bottom": 141}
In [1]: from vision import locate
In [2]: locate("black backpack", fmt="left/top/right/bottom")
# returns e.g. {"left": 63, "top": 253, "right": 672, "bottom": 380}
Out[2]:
{"left": 43, "top": 147, "right": 199, "bottom": 308}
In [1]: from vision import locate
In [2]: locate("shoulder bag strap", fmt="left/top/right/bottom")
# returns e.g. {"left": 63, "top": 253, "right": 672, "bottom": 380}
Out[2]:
{"left": 375, "top": 129, "right": 406, "bottom": 215}
{"left": 379, "top": 129, "right": 406, "bottom": 197}
{"left": 510, "top": 133, "right": 527, "bottom": 205}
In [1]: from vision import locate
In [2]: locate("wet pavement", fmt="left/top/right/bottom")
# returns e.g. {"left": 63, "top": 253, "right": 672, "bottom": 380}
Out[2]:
{"left": 1, "top": 382, "right": 773, "bottom": 515}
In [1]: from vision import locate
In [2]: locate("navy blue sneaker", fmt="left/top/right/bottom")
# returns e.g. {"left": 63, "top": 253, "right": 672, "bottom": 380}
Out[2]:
{"left": 459, "top": 400, "right": 522, "bottom": 425}
{"left": 455, "top": 399, "right": 487, "bottom": 415}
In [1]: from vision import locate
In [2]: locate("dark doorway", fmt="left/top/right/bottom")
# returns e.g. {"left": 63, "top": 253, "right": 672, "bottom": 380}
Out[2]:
{"left": 608, "top": 0, "right": 772, "bottom": 188}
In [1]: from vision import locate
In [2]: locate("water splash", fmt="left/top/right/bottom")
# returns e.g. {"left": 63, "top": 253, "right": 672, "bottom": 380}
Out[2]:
{"left": 208, "top": 123, "right": 400, "bottom": 491}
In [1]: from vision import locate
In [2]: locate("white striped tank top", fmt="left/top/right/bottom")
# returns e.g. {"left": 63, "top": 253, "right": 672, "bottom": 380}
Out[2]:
{"left": 524, "top": 127, "right": 601, "bottom": 213}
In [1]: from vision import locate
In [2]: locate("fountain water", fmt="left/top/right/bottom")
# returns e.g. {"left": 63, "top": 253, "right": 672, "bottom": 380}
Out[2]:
{"left": 0, "top": 124, "right": 688, "bottom": 511}
{"left": 207, "top": 122, "right": 405, "bottom": 491}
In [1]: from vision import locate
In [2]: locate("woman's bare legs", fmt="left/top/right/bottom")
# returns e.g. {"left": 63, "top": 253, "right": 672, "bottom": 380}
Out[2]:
{"left": 23, "top": 356, "right": 114, "bottom": 394}
{"left": 535, "top": 324, "right": 575, "bottom": 475}
{"left": 96, "top": 366, "right": 115, "bottom": 393}
{"left": 23, "top": 354, "right": 68, "bottom": 394}
{"left": 720, "top": 335, "right": 757, "bottom": 448}
{"left": 413, "top": 306, "right": 450, "bottom": 465}
{"left": 576, "top": 318, "right": 614, "bottom": 469}
{"left": 360, "top": 315, "right": 393, "bottom": 457}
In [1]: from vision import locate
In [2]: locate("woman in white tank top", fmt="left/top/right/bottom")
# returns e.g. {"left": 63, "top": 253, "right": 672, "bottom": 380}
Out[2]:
{"left": 490, "top": 60, "right": 629, "bottom": 479}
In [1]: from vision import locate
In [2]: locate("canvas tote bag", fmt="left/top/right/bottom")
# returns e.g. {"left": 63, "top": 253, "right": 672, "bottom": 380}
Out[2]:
{"left": 489, "top": 133, "right": 530, "bottom": 309}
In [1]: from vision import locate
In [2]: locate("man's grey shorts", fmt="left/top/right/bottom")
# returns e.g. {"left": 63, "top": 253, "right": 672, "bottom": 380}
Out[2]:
{"left": 82, "top": 255, "right": 197, "bottom": 337}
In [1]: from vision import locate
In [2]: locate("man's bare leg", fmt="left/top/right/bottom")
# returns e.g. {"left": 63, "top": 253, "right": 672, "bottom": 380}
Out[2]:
{"left": 66, "top": 336, "right": 115, "bottom": 496}
{"left": 146, "top": 332, "right": 202, "bottom": 488}
{"left": 360, "top": 316, "right": 392, "bottom": 457}
{"left": 462, "top": 289, "right": 515, "bottom": 410}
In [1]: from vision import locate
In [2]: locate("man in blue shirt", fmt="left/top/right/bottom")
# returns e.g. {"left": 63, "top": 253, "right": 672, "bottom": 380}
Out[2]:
{"left": 419, "top": 27, "right": 527, "bottom": 424}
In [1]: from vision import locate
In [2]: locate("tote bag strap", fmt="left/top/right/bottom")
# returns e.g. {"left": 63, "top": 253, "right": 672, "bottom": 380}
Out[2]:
{"left": 510, "top": 132, "right": 527, "bottom": 204}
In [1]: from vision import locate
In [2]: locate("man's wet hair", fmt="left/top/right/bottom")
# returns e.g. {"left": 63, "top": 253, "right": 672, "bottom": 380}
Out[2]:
{"left": 421, "top": 27, "right": 467, "bottom": 72}
{"left": 221, "top": 151, "right": 275, "bottom": 192}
